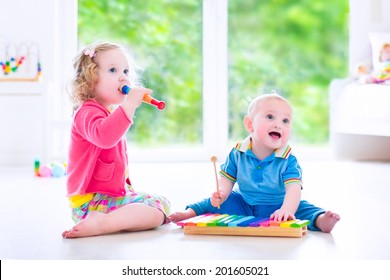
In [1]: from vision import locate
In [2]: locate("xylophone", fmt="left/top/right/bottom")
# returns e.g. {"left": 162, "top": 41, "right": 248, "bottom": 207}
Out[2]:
{"left": 176, "top": 213, "right": 310, "bottom": 238}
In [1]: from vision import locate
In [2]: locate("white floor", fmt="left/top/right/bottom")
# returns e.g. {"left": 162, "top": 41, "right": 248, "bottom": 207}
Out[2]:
{"left": 1, "top": 159, "right": 390, "bottom": 261}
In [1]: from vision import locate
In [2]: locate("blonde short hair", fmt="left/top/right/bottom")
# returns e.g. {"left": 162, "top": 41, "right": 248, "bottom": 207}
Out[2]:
{"left": 247, "top": 91, "right": 291, "bottom": 117}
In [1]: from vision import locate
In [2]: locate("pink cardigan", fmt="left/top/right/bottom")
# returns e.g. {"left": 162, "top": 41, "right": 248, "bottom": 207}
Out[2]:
{"left": 66, "top": 100, "right": 132, "bottom": 197}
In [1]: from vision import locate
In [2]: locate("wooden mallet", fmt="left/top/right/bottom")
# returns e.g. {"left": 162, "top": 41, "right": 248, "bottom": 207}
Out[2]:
{"left": 210, "top": 156, "right": 220, "bottom": 209}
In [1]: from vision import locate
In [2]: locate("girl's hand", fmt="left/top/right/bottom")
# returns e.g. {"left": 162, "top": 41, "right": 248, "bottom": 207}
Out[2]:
{"left": 270, "top": 209, "right": 295, "bottom": 222}
{"left": 124, "top": 87, "right": 152, "bottom": 108}
{"left": 122, "top": 87, "right": 152, "bottom": 119}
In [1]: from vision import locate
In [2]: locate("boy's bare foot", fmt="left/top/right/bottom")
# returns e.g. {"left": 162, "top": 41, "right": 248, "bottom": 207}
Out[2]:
{"left": 315, "top": 211, "right": 340, "bottom": 233}
{"left": 62, "top": 211, "right": 108, "bottom": 238}
{"left": 167, "top": 209, "right": 196, "bottom": 223}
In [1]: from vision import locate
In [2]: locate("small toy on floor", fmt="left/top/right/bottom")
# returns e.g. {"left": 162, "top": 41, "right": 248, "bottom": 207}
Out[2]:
{"left": 34, "top": 159, "right": 66, "bottom": 178}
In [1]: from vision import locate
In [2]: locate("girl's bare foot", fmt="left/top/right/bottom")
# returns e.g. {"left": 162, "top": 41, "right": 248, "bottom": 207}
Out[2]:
{"left": 167, "top": 209, "right": 196, "bottom": 223}
{"left": 62, "top": 211, "right": 108, "bottom": 238}
{"left": 62, "top": 204, "right": 165, "bottom": 238}
{"left": 315, "top": 211, "right": 340, "bottom": 233}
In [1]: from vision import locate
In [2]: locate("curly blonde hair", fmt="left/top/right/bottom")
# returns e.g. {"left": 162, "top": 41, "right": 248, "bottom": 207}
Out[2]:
{"left": 70, "top": 41, "right": 141, "bottom": 111}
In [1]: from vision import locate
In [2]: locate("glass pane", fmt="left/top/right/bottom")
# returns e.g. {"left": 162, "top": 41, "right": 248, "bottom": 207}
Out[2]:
{"left": 228, "top": 0, "right": 348, "bottom": 145}
{"left": 78, "top": 0, "right": 203, "bottom": 148}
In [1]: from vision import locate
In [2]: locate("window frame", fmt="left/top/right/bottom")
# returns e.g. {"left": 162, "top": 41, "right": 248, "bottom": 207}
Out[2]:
{"left": 57, "top": 0, "right": 229, "bottom": 162}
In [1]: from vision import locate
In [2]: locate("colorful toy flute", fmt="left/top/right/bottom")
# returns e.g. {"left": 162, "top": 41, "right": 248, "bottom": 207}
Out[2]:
{"left": 119, "top": 85, "right": 166, "bottom": 110}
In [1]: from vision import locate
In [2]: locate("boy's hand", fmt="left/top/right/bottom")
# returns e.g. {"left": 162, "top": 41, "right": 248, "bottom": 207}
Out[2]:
{"left": 270, "top": 209, "right": 295, "bottom": 221}
{"left": 211, "top": 191, "right": 223, "bottom": 208}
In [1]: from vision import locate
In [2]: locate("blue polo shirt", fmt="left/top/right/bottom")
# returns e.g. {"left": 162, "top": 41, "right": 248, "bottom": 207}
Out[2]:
{"left": 220, "top": 136, "right": 302, "bottom": 206}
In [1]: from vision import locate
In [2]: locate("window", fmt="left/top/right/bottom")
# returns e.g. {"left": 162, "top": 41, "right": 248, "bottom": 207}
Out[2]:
{"left": 227, "top": 0, "right": 348, "bottom": 145}
{"left": 73, "top": 0, "right": 348, "bottom": 161}
{"left": 78, "top": 0, "right": 210, "bottom": 161}
{"left": 77, "top": 0, "right": 230, "bottom": 161}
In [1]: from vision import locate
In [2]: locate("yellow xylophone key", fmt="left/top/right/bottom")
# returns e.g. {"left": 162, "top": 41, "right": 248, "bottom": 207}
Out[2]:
{"left": 190, "top": 214, "right": 220, "bottom": 226}
{"left": 280, "top": 220, "right": 298, "bottom": 228}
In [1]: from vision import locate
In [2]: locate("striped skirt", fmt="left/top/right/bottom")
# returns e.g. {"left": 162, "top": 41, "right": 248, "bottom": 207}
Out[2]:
{"left": 71, "top": 185, "right": 171, "bottom": 224}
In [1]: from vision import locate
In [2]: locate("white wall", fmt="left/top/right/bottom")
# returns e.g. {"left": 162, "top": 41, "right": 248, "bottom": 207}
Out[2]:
{"left": 0, "top": 0, "right": 76, "bottom": 166}
{"left": 349, "top": 0, "right": 390, "bottom": 72}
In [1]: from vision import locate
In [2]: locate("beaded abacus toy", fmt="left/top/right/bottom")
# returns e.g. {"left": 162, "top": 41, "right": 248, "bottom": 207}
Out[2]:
{"left": 0, "top": 39, "right": 42, "bottom": 81}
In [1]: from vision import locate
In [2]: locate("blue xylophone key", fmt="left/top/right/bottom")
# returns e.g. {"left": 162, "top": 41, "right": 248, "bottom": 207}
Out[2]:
{"left": 237, "top": 216, "right": 264, "bottom": 227}
{"left": 228, "top": 216, "right": 255, "bottom": 227}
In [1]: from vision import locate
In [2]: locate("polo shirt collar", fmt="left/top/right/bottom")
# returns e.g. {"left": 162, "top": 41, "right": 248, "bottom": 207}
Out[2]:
{"left": 235, "top": 136, "right": 292, "bottom": 159}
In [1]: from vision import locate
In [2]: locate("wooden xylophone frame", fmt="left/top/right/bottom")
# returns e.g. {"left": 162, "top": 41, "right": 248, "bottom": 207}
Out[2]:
{"left": 177, "top": 214, "right": 309, "bottom": 238}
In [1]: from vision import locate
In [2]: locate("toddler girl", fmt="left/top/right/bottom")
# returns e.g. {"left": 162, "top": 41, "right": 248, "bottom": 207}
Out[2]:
{"left": 62, "top": 42, "right": 170, "bottom": 238}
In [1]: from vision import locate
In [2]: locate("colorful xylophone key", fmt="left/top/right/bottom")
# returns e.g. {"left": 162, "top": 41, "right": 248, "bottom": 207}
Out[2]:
{"left": 217, "top": 215, "right": 243, "bottom": 226}
{"left": 197, "top": 214, "right": 229, "bottom": 226}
